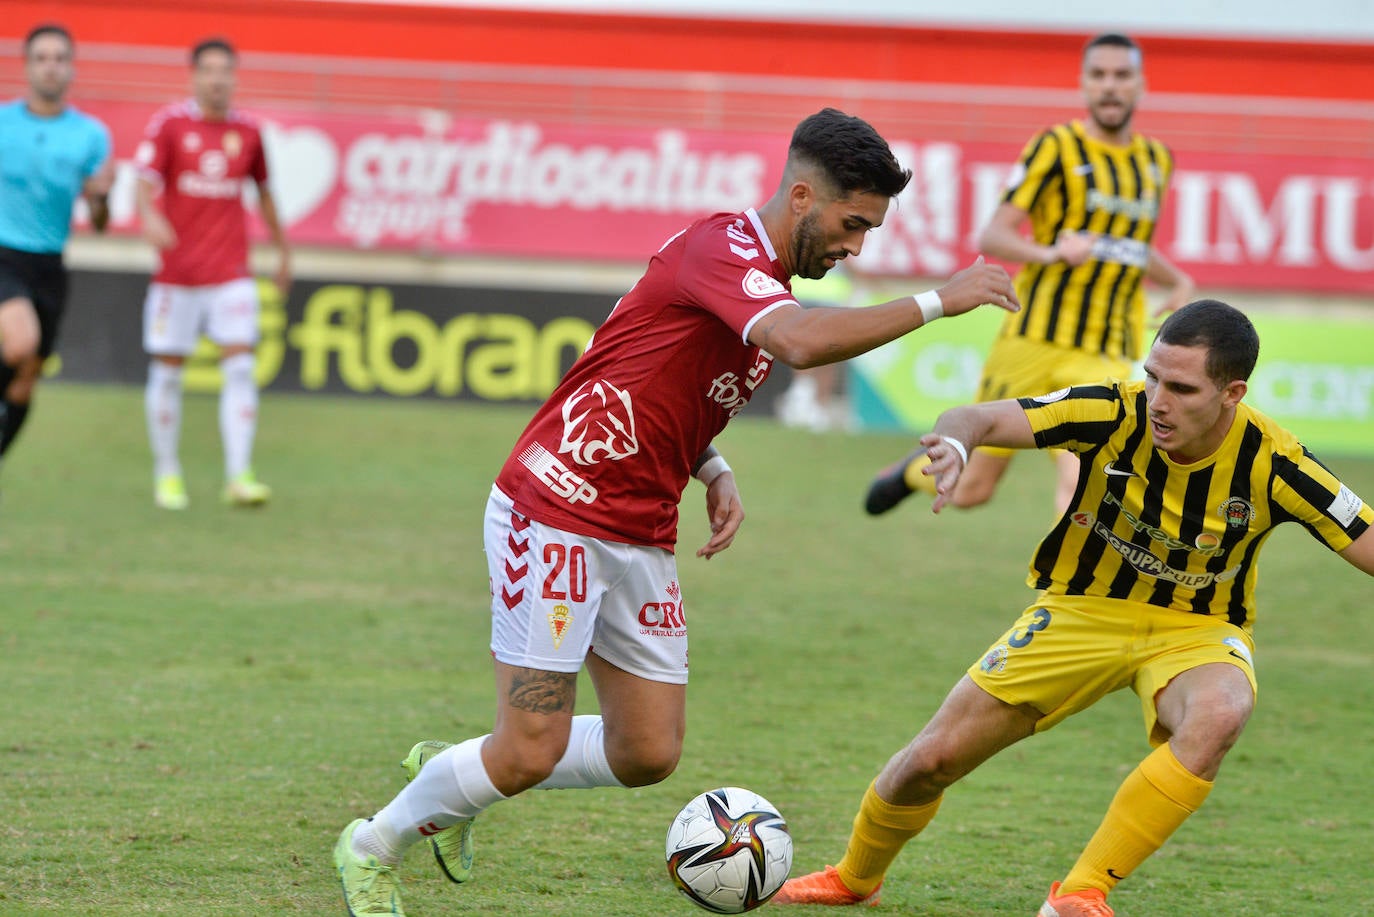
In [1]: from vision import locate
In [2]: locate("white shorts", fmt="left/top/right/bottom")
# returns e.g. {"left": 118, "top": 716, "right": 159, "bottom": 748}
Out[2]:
{"left": 143, "top": 278, "right": 260, "bottom": 355}
{"left": 485, "top": 485, "right": 689, "bottom": 685}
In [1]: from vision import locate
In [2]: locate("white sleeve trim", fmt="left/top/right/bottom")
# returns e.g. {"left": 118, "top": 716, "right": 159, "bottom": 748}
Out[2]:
{"left": 740, "top": 298, "right": 797, "bottom": 344}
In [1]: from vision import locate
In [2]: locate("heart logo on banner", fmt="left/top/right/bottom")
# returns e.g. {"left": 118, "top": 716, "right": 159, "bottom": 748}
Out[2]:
{"left": 262, "top": 122, "right": 340, "bottom": 226}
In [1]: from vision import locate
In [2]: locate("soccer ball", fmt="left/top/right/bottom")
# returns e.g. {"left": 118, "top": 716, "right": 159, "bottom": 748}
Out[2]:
{"left": 665, "top": 786, "right": 793, "bottom": 913}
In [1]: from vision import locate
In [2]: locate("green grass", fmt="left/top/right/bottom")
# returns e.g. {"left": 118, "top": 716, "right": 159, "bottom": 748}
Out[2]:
{"left": 3, "top": 382, "right": 1372, "bottom": 916}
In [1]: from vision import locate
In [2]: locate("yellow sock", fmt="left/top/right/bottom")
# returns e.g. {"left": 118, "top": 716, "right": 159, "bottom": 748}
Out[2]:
{"left": 835, "top": 781, "right": 942, "bottom": 897}
{"left": 1062, "top": 743, "right": 1213, "bottom": 894}
{"left": 902, "top": 452, "right": 938, "bottom": 495}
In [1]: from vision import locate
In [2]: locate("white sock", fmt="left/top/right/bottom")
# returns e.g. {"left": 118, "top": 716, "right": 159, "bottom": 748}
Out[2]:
{"left": 145, "top": 361, "right": 183, "bottom": 479}
{"left": 218, "top": 353, "right": 258, "bottom": 480}
{"left": 358, "top": 737, "right": 506, "bottom": 865}
{"left": 534, "top": 715, "right": 626, "bottom": 790}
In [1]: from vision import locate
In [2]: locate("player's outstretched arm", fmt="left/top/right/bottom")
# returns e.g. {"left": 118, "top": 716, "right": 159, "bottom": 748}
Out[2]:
{"left": 747, "top": 257, "right": 1017, "bottom": 369}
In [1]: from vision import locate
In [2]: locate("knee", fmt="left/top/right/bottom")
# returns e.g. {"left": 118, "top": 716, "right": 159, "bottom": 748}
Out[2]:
{"left": 1, "top": 334, "right": 38, "bottom": 371}
{"left": 485, "top": 728, "right": 569, "bottom": 794}
{"left": 617, "top": 750, "right": 681, "bottom": 788}
{"left": 883, "top": 743, "right": 963, "bottom": 799}
{"left": 608, "top": 737, "right": 682, "bottom": 788}
{"left": 221, "top": 350, "right": 255, "bottom": 376}
{"left": 1197, "top": 699, "right": 1252, "bottom": 749}
{"left": 1173, "top": 693, "right": 1253, "bottom": 765}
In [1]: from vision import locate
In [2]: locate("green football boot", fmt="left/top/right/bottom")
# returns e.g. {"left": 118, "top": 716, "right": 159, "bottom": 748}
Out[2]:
{"left": 333, "top": 818, "right": 405, "bottom": 916}
{"left": 400, "top": 740, "right": 475, "bottom": 884}
{"left": 222, "top": 469, "right": 271, "bottom": 507}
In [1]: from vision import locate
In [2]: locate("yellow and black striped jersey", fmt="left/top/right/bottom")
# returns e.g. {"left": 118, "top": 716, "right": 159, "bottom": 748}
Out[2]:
{"left": 1018, "top": 380, "right": 1373, "bottom": 629}
{"left": 998, "top": 121, "right": 1174, "bottom": 361}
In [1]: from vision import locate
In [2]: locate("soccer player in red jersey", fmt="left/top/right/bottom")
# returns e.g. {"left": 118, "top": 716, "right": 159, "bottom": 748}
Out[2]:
{"left": 331, "top": 108, "right": 1020, "bottom": 916}
{"left": 135, "top": 37, "right": 291, "bottom": 510}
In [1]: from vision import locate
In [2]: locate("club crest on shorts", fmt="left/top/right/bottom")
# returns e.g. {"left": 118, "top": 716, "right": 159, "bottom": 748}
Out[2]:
{"left": 548, "top": 604, "right": 573, "bottom": 649}
{"left": 980, "top": 644, "right": 1009, "bottom": 674}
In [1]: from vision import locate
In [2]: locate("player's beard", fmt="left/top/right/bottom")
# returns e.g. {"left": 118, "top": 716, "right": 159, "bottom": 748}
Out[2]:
{"left": 1089, "top": 97, "right": 1135, "bottom": 135}
{"left": 791, "top": 210, "right": 840, "bottom": 280}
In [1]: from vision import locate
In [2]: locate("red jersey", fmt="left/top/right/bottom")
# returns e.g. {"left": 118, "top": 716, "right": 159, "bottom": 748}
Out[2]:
{"left": 135, "top": 101, "right": 268, "bottom": 286}
{"left": 495, "top": 209, "right": 797, "bottom": 551}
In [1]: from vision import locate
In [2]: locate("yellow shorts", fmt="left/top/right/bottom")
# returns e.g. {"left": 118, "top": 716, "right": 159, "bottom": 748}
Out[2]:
{"left": 974, "top": 337, "right": 1132, "bottom": 459}
{"left": 967, "top": 594, "right": 1258, "bottom": 746}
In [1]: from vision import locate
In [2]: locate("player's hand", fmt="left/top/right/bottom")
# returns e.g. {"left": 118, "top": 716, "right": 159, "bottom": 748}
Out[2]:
{"left": 697, "top": 472, "right": 744, "bottom": 559}
{"left": 141, "top": 210, "right": 177, "bottom": 249}
{"left": 1054, "top": 230, "right": 1096, "bottom": 267}
{"left": 935, "top": 256, "right": 1019, "bottom": 317}
{"left": 917, "top": 432, "right": 968, "bottom": 514}
{"left": 1152, "top": 275, "right": 1195, "bottom": 320}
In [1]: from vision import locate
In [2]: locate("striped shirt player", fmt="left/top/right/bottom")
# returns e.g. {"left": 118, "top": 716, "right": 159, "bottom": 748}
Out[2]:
{"left": 1019, "top": 378, "right": 1371, "bottom": 628}
{"left": 863, "top": 32, "right": 1196, "bottom": 520}
{"left": 997, "top": 120, "right": 1173, "bottom": 363}
{"left": 779, "top": 299, "right": 1374, "bottom": 917}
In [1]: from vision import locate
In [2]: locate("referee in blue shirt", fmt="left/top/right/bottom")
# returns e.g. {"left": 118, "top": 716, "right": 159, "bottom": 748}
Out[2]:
{"left": 0, "top": 24, "right": 113, "bottom": 472}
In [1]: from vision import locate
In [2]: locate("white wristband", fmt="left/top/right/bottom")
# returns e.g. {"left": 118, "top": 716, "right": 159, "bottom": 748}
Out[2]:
{"left": 939, "top": 436, "right": 969, "bottom": 465}
{"left": 915, "top": 290, "right": 944, "bottom": 324}
{"left": 694, "top": 455, "right": 732, "bottom": 486}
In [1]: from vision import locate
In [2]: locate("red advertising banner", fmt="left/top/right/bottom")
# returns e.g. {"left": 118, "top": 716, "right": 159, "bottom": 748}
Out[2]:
{"left": 87, "top": 101, "right": 1374, "bottom": 294}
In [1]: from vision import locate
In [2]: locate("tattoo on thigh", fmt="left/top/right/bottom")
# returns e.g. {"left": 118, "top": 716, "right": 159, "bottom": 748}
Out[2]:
{"left": 508, "top": 669, "right": 577, "bottom": 714}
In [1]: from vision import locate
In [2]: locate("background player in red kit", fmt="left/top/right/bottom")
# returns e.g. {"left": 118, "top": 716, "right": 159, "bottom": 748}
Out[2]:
{"left": 331, "top": 108, "right": 1020, "bottom": 917}
{"left": 135, "top": 37, "right": 291, "bottom": 510}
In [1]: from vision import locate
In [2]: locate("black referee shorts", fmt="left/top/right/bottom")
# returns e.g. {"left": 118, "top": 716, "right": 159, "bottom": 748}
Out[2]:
{"left": 0, "top": 245, "right": 69, "bottom": 358}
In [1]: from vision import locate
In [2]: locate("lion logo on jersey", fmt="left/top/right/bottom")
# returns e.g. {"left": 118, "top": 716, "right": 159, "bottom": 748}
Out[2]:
{"left": 559, "top": 379, "right": 639, "bottom": 466}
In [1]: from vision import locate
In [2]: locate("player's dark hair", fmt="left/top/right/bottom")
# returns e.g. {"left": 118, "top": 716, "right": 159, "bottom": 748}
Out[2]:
{"left": 191, "top": 37, "right": 237, "bottom": 66}
{"left": 789, "top": 108, "right": 911, "bottom": 199}
{"left": 1084, "top": 33, "right": 1142, "bottom": 64}
{"left": 24, "top": 23, "right": 73, "bottom": 56}
{"left": 1156, "top": 299, "right": 1260, "bottom": 384}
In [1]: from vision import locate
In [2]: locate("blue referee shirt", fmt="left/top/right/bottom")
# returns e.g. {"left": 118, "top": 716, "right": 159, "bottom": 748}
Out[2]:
{"left": 0, "top": 99, "right": 112, "bottom": 255}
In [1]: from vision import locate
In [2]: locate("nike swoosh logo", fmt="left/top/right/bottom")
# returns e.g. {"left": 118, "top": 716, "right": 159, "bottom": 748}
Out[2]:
{"left": 1104, "top": 464, "right": 1136, "bottom": 477}
{"left": 1107, "top": 868, "right": 1127, "bottom": 880}
{"left": 1074, "top": 164, "right": 1094, "bottom": 175}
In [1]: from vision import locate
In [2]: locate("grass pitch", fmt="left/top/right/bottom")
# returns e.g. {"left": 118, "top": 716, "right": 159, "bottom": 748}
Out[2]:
{"left": 2, "top": 383, "right": 1372, "bottom": 915}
